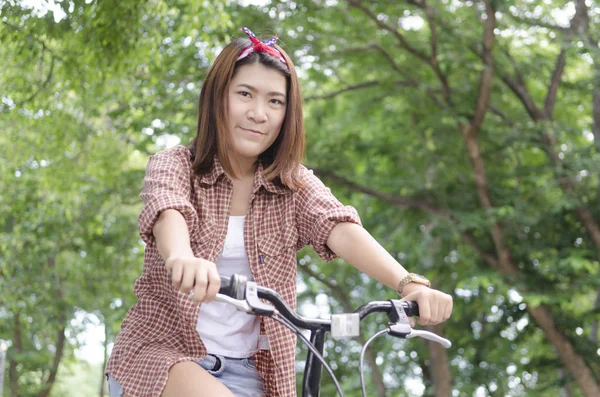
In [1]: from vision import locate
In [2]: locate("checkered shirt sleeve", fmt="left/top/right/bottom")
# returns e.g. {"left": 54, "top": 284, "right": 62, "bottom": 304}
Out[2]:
{"left": 295, "top": 166, "right": 362, "bottom": 261}
{"left": 138, "top": 147, "right": 199, "bottom": 245}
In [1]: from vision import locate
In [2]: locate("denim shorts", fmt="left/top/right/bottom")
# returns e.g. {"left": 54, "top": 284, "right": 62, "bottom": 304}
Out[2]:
{"left": 107, "top": 354, "right": 265, "bottom": 397}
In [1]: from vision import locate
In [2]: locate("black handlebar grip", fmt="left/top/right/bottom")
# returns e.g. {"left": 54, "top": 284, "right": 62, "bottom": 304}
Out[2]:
{"left": 219, "top": 275, "right": 233, "bottom": 295}
{"left": 219, "top": 274, "right": 246, "bottom": 300}
{"left": 403, "top": 301, "right": 420, "bottom": 317}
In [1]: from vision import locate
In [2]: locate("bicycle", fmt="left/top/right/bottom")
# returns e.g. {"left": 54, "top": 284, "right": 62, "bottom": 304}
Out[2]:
{"left": 215, "top": 274, "right": 452, "bottom": 397}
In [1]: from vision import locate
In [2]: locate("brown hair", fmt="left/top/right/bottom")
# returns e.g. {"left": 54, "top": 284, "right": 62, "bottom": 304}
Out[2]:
{"left": 189, "top": 36, "right": 305, "bottom": 189}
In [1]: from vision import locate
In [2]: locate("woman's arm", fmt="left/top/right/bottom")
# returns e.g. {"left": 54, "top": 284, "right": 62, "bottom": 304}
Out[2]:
{"left": 326, "top": 222, "right": 453, "bottom": 326}
{"left": 152, "top": 209, "right": 220, "bottom": 303}
{"left": 153, "top": 209, "right": 195, "bottom": 260}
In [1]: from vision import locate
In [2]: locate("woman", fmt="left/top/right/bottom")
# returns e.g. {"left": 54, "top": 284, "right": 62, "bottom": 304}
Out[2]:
{"left": 105, "top": 27, "right": 453, "bottom": 397}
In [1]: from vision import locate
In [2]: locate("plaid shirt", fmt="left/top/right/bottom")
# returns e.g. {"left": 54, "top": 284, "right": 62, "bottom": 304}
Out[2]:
{"left": 105, "top": 145, "right": 361, "bottom": 396}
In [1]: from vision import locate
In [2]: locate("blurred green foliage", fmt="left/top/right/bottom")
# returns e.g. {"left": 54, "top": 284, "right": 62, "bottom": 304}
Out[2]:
{"left": 1, "top": 0, "right": 599, "bottom": 396}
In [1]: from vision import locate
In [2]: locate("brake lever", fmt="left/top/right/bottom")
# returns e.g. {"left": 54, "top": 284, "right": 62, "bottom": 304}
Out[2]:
{"left": 214, "top": 293, "right": 252, "bottom": 313}
{"left": 406, "top": 330, "right": 452, "bottom": 348}
{"left": 387, "top": 299, "right": 412, "bottom": 338}
{"left": 245, "top": 281, "right": 275, "bottom": 316}
{"left": 214, "top": 281, "right": 275, "bottom": 316}
{"left": 385, "top": 299, "right": 452, "bottom": 348}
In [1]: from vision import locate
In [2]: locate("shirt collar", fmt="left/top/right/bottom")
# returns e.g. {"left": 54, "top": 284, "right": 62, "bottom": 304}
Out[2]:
{"left": 254, "top": 161, "right": 289, "bottom": 195}
{"left": 199, "top": 156, "right": 227, "bottom": 185}
{"left": 200, "top": 156, "right": 289, "bottom": 195}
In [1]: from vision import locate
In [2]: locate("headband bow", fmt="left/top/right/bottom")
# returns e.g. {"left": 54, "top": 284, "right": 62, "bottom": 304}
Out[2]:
{"left": 237, "top": 27, "right": 288, "bottom": 67}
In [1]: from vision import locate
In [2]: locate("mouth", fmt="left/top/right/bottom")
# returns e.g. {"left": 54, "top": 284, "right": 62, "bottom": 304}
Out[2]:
{"left": 241, "top": 127, "right": 263, "bottom": 135}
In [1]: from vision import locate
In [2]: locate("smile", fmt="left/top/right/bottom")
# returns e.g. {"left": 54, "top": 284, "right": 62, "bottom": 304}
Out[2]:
{"left": 241, "top": 127, "right": 263, "bottom": 135}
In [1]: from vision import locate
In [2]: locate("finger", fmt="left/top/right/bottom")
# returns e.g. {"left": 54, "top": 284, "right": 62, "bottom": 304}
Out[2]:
{"left": 409, "top": 317, "right": 416, "bottom": 327}
{"left": 180, "top": 264, "right": 197, "bottom": 294}
{"left": 443, "top": 294, "right": 453, "bottom": 321}
{"left": 204, "top": 265, "right": 221, "bottom": 302}
{"left": 402, "top": 290, "right": 430, "bottom": 325}
{"left": 430, "top": 295, "right": 440, "bottom": 324}
{"left": 434, "top": 299, "right": 446, "bottom": 324}
{"left": 171, "top": 262, "right": 183, "bottom": 290}
{"left": 417, "top": 295, "right": 431, "bottom": 326}
{"left": 192, "top": 266, "right": 208, "bottom": 303}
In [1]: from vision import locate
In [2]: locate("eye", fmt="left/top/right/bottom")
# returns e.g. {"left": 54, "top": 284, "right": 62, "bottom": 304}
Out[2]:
{"left": 238, "top": 91, "right": 251, "bottom": 97}
{"left": 270, "top": 98, "right": 285, "bottom": 106}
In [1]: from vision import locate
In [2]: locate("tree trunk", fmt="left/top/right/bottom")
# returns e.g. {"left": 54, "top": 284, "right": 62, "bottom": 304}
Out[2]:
{"left": 425, "top": 324, "right": 451, "bottom": 397}
{"left": 528, "top": 306, "right": 600, "bottom": 396}
{"left": 38, "top": 321, "right": 66, "bottom": 397}
{"left": 592, "top": 289, "right": 600, "bottom": 345}
{"left": 458, "top": 1, "right": 600, "bottom": 393}
{"left": 8, "top": 312, "right": 23, "bottom": 397}
{"left": 39, "top": 257, "right": 67, "bottom": 397}
{"left": 593, "top": 85, "right": 600, "bottom": 149}
{"left": 315, "top": 0, "right": 600, "bottom": 393}
{"left": 463, "top": 111, "right": 600, "bottom": 397}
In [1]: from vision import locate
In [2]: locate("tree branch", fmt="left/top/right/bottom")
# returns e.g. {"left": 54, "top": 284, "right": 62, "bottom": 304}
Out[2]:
{"left": 328, "top": 43, "right": 412, "bottom": 80}
{"left": 304, "top": 79, "right": 415, "bottom": 102}
{"left": 346, "top": 0, "right": 429, "bottom": 63}
{"left": 345, "top": 0, "right": 452, "bottom": 104}
{"left": 17, "top": 53, "right": 56, "bottom": 106}
{"left": 543, "top": 48, "right": 567, "bottom": 118}
{"left": 371, "top": 43, "right": 411, "bottom": 78}
{"left": 1, "top": 20, "right": 58, "bottom": 56}
{"left": 544, "top": 0, "right": 590, "bottom": 118}
{"left": 403, "top": 0, "right": 546, "bottom": 121}
{"left": 329, "top": 43, "right": 448, "bottom": 107}
{"left": 304, "top": 80, "right": 380, "bottom": 101}
{"left": 459, "top": 1, "right": 520, "bottom": 276}
{"left": 309, "top": 166, "right": 505, "bottom": 272}
{"left": 421, "top": 0, "right": 452, "bottom": 105}
{"left": 461, "top": 232, "right": 499, "bottom": 269}
{"left": 470, "top": 0, "right": 496, "bottom": 134}
{"left": 571, "top": 0, "right": 590, "bottom": 36}
{"left": 507, "top": 13, "right": 569, "bottom": 33}
{"left": 488, "top": 104, "right": 515, "bottom": 127}
{"left": 9, "top": 310, "right": 23, "bottom": 396}
{"left": 592, "top": 288, "right": 600, "bottom": 345}
{"left": 310, "top": 167, "right": 446, "bottom": 216}
{"left": 499, "top": 74, "right": 544, "bottom": 120}
{"left": 406, "top": 0, "right": 425, "bottom": 8}
{"left": 534, "top": 0, "right": 600, "bottom": 253}
{"left": 593, "top": 85, "right": 600, "bottom": 149}
{"left": 39, "top": 322, "right": 66, "bottom": 397}
{"left": 473, "top": 34, "right": 542, "bottom": 120}
{"left": 497, "top": 45, "right": 531, "bottom": 100}
{"left": 3, "top": 20, "right": 60, "bottom": 106}
{"left": 424, "top": 1, "right": 438, "bottom": 61}
{"left": 330, "top": 44, "right": 374, "bottom": 56}
{"left": 39, "top": 257, "right": 66, "bottom": 397}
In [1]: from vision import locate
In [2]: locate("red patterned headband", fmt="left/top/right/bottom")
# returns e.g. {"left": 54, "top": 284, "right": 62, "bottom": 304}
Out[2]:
{"left": 237, "top": 27, "right": 288, "bottom": 69}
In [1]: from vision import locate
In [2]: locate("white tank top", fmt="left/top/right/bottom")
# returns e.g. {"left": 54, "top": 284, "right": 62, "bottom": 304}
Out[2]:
{"left": 195, "top": 216, "right": 260, "bottom": 358}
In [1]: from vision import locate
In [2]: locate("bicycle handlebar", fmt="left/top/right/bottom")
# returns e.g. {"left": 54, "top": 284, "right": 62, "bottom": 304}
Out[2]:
{"left": 217, "top": 274, "right": 451, "bottom": 397}
{"left": 219, "top": 274, "right": 420, "bottom": 318}
{"left": 218, "top": 274, "right": 451, "bottom": 348}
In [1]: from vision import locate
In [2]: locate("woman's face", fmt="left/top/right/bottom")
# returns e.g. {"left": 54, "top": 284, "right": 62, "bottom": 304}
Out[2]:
{"left": 227, "top": 63, "right": 287, "bottom": 166}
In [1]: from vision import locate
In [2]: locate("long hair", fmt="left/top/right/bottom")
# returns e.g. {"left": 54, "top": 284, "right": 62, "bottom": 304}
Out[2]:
{"left": 190, "top": 36, "right": 305, "bottom": 189}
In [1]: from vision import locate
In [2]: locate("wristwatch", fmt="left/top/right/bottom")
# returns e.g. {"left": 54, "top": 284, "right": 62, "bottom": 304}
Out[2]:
{"left": 396, "top": 273, "right": 431, "bottom": 297}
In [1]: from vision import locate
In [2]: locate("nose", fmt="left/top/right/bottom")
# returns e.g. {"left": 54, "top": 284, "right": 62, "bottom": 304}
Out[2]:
{"left": 247, "top": 102, "right": 267, "bottom": 123}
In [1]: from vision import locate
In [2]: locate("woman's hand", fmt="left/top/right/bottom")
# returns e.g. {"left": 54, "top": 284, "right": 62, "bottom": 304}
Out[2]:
{"left": 165, "top": 255, "right": 221, "bottom": 304}
{"left": 400, "top": 283, "right": 453, "bottom": 327}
